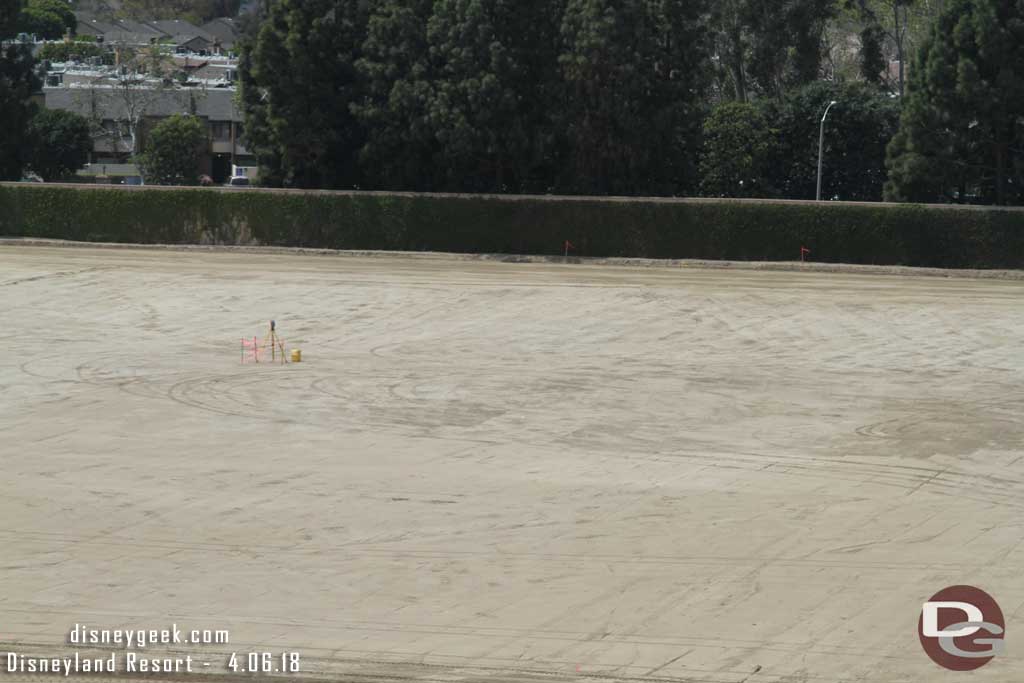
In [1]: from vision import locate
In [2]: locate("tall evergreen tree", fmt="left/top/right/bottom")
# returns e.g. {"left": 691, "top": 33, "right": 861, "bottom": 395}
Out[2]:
{"left": 885, "top": 0, "right": 1024, "bottom": 204}
{"left": 353, "top": 0, "right": 437, "bottom": 190}
{"left": 0, "top": 0, "right": 38, "bottom": 181}
{"left": 240, "top": 0, "right": 368, "bottom": 188}
{"left": 555, "top": 0, "right": 710, "bottom": 195}
{"left": 0, "top": 0, "right": 18, "bottom": 34}
{"left": 857, "top": 21, "right": 887, "bottom": 86}
{"left": 424, "top": 0, "right": 563, "bottom": 192}
{"left": 845, "top": 0, "right": 917, "bottom": 94}
{"left": 354, "top": 0, "right": 563, "bottom": 193}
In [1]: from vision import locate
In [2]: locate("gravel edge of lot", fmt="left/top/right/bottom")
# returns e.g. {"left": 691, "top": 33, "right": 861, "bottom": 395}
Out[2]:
{"left": 3, "top": 237, "right": 1024, "bottom": 281}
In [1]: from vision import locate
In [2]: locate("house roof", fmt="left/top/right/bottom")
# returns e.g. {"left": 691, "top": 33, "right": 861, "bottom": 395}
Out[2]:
{"left": 74, "top": 15, "right": 166, "bottom": 45}
{"left": 109, "top": 19, "right": 164, "bottom": 36}
{"left": 200, "top": 18, "right": 240, "bottom": 49}
{"left": 44, "top": 85, "right": 242, "bottom": 122}
{"left": 171, "top": 34, "right": 213, "bottom": 49}
{"left": 144, "top": 20, "right": 215, "bottom": 41}
{"left": 137, "top": 20, "right": 217, "bottom": 50}
{"left": 76, "top": 18, "right": 119, "bottom": 36}
{"left": 72, "top": 13, "right": 227, "bottom": 49}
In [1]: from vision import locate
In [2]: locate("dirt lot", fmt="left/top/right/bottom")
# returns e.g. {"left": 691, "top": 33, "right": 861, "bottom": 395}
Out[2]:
{"left": 2, "top": 245, "right": 1023, "bottom": 682}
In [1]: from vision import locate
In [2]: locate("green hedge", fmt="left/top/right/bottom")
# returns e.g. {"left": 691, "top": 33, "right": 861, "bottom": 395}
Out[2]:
{"left": 2, "top": 184, "right": 1023, "bottom": 268}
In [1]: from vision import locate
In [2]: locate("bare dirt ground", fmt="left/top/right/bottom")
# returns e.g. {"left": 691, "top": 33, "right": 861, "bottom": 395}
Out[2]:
{"left": 1, "top": 245, "right": 1023, "bottom": 683}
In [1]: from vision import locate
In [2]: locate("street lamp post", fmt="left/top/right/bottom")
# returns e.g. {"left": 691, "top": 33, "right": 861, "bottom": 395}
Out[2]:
{"left": 816, "top": 100, "right": 838, "bottom": 201}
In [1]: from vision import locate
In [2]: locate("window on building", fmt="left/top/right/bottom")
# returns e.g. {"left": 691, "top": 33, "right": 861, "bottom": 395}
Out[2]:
{"left": 211, "top": 121, "right": 232, "bottom": 141}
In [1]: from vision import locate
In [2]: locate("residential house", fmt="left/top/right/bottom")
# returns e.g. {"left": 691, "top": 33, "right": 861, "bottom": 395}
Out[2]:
{"left": 43, "top": 84, "right": 254, "bottom": 184}
{"left": 73, "top": 12, "right": 220, "bottom": 53}
{"left": 144, "top": 20, "right": 216, "bottom": 54}
{"left": 199, "top": 18, "right": 241, "bottom": 53}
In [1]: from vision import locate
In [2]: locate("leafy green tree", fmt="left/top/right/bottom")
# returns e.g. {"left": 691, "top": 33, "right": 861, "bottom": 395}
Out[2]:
{"left": 12, "top": 0, "right": 76, "bottom": 40}
{"left": 138, "top": 114, "right": 207, "bottom": 185}
{"left": 711, "top": 0, "right": 836, "bottom": 101}
{"left": 16, "top": 6, "right": 63, "bottom": 38}
{"left": 885, "top": 0, "right": 1024, "bottom": 204}
{"left": 751, "top": 0, "right": 836, "bottom": 98}
{"left": 0, "top": 0, "right": 39, "bottom": 180}
{"left": 26, "top": 108, "right": 92, "bottom": 181}
{"left": 770, "top": 81, "right": 899, "bottom": 200}
{"left": 699, "top": 102, "right": 776, "bottom": 197}
{"left": 699, "top": 82, "right": 898, "bottom": 201}
{"left": 240, "top": 0, "right": 368, "bottom": 188}
{"left": 555, "top": 0, "right": 710, "bottom": 195}
{"left": 30, "top": 0, "right": 74, "bottom": 32}
{"left": 711, "top": 0, "right": 749, "bottom": 102}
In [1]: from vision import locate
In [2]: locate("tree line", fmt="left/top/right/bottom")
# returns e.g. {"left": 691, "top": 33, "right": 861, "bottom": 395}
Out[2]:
{"left": 237, "top": 0, "right": 1024, "bottom": 205}
{"left": 2, "top": 0, "right": 1023, "bottom": 204}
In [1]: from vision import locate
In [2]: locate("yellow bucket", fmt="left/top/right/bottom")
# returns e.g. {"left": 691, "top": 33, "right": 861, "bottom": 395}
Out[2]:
{"left": 290, "top": 349, "right": 302, "bottom": 363}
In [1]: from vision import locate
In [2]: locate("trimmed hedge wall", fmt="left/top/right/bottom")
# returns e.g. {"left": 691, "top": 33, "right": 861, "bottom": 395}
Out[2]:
{"left": 2, "top": 184, "right": 1024, "bottom": 268}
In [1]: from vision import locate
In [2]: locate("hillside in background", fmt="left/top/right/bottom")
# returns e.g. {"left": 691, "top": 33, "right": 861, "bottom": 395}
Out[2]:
{"left": 70, "top": 0, "right": 244, "bottom": 23}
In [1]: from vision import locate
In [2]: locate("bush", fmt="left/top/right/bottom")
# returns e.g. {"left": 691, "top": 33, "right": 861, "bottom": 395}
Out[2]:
{"left": 137, "top": 114, "right": 207, "bottom": 186}
{"left": 699, "top": 102, "right": 776, "bottom": 198}
{"left": 1, "top": 184, "right": 1023, "bottom": 269}
{"left": 38, "top": 42, "right": 109, "bottom": 63}
{"left": 26, "top": 109, "right": 92, "bottom": 181}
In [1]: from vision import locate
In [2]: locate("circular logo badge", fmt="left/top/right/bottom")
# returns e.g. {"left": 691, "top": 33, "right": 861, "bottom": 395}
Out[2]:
{"left": 918, "top": 585, "right": 1005, "bottom": 671}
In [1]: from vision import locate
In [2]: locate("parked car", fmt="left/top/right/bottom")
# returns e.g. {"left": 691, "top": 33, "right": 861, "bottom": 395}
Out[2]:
{"left": 226, "top": 176, "right": 251, "bottom": 188}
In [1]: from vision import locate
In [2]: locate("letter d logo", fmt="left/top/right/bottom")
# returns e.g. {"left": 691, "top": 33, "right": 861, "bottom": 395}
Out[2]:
{"left": 922, "top": 602, "right": 983, "bottom": 638}
{"left": 919, "top": 586, "right": 1005, "bottom": 671}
